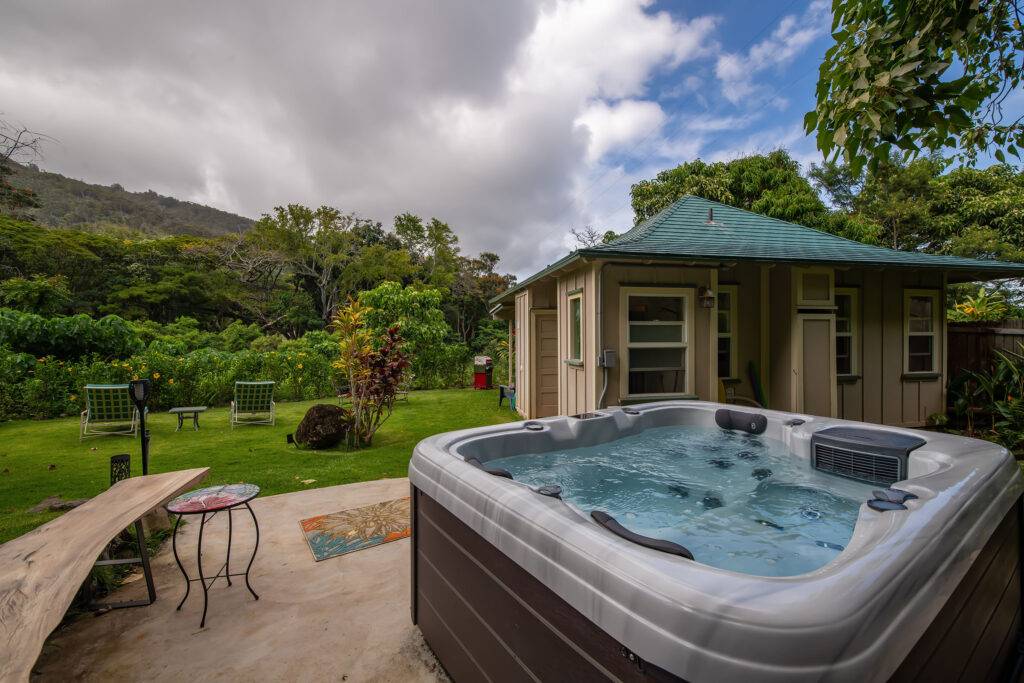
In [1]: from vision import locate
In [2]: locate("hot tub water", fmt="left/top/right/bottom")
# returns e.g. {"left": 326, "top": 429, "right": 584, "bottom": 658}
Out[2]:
{"left": 486, "top": 425, "right": 877, "bottom": 576}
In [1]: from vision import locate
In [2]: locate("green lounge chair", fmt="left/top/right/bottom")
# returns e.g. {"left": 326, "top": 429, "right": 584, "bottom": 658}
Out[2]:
{"left": 80, "top": 384, "right": 141, "bottom": 440}
{"left": 231, "top": 381, "right": 276, "bottom": 427}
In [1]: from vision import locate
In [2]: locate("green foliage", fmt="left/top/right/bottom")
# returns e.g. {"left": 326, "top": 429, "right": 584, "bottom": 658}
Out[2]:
{"left": 948, "top": 286, "right": 1009, "bottom": 321}
{"left": 808, "top": 0, "right": 1024, "bottom": 173}
{"left": 0, "top": 308, "right": 143, "bottom": 359}
{"left": 952, "top": 343, "right": 1024, "bottom": 452}
{"left": 0, "top": 275, "right": 71, "bottom": 315}
{"left": 0, "top": 329, "right": 341, "bottom": 420}
{"left": 630, "top": 151, "right": 829, "bottom": 228}
{"left": 358, "top": 281, "right": 470, "bottom": 388}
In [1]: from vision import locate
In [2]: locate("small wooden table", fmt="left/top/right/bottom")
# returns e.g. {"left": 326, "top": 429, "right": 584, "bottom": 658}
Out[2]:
{"left": 169, "top": 406, "right": 208, "bottom": 431}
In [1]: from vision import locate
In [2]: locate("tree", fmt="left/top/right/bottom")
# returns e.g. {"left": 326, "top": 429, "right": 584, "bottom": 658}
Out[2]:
{"left": 252, "top": 205, "right": 369, "bottom": 325}
{"left": 0, "top": 118, "right": 46, "bottom": 213}
{"left": 630, "top": 151, "right": 828, "bottom": 227}
{"left": 807, "top": 0, "right": 1024, "bottom": 173}
{"left": 0, "top": 274, "right": 72, "bottom": 315}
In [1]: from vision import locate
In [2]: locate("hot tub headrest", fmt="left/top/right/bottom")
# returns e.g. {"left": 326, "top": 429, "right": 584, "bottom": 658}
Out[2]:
{"left": 715, "top": 409, "right": 767, "bottom": 435}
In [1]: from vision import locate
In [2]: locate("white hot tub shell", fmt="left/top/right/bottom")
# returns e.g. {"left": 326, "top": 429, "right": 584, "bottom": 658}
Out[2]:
{"left": 409, "top": 401, "right": 1024, "bottom": 682}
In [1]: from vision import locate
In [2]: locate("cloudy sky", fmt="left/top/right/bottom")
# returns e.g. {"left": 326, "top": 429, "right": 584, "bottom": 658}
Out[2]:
{"left": 1, "top": 0, "right": 834, "bottom": 277}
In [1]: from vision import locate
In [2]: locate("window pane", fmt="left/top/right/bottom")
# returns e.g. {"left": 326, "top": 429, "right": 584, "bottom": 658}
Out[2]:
{"left": 629, "top": 347, "right": 683, "bottom": 369}
{"left": 718, "top": 292, "right": 731, "bottom": 313}
{"left": 909, "top": 318, "right": 932, "bottom": 333}
{"left": 908, "top": 335, "right": 933, "bottom": 372}
{"left": 836, "top": 319, "right": 850, "bottom": 334}
{"left": 836, "top": 294, "right": 851, "bottom": 318}
{"left": 570, "top": 298, "right": 582, "bottom": 360}
{"left": 630, "top": 323, "right": 682, "bottom": 343}
{"left": 909, "top": 295, "right": 932, "bottom": 318}
{"left": 717, "top": 310, "right": 730, "bottom": 334}
{"left": 629, "top": 295, "right": 683, "bottom": 322}
{"left": 836, "top": 336, "right": 852, "bottom": 375}
{"left": 629, "top": 369, "right": 686, "bottom": 395}
{"left": 718, "top": 337, "right": 732, "bottom": 378}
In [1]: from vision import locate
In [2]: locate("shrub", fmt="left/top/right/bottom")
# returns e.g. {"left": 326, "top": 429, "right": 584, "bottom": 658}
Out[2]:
{"left": 0, "top": 308, "right": 143, "bottom": 359}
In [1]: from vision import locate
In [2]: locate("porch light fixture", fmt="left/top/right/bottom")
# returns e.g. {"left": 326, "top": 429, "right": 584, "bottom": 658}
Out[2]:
{"left": 698, "top": 286, "right": 715, "bottom": 309}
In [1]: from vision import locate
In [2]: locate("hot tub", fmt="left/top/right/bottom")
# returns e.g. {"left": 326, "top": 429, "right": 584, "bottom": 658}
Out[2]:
{"left": 409, "top": 402, "right": 1023, "bottom": 682}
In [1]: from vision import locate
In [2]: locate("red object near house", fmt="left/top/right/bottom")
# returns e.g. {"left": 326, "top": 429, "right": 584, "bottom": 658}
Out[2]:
{"left": 473, "top": 355, "right": 493, "bottom": 390}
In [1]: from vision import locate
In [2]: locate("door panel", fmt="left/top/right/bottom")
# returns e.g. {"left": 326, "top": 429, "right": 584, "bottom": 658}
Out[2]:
{"left": 534, "top": 313, "right": 559, "bottom": 417}
{"left": 796, "top": 315, "right": 837, "bottom": 417}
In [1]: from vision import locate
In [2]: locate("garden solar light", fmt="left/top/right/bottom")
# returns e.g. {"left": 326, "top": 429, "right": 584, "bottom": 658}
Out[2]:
{"left": 129, "top": 379, "right": 151, "bottom": 474}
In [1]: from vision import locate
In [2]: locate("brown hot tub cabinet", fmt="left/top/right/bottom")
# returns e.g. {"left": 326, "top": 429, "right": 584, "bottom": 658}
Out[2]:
{"left": 412, "top": 487, "right": 1022, "bottom": 682}
{"left": 408, "top": 402, "right": 1024, "bottom": 682}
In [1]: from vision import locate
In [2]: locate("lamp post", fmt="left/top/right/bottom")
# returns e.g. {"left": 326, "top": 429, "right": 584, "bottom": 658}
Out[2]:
{"left": 129, "top": 379, "right": 151, "bottom": 475}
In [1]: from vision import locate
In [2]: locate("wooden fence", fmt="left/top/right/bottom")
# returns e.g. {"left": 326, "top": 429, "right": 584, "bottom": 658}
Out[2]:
{"left": 948, "top": 319, "right": 1024, "bottom": 378}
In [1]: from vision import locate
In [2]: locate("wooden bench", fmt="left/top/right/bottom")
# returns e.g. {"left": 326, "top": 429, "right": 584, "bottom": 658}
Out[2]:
{"left": 0, "top": 467, "right": 209, "bottom": 682}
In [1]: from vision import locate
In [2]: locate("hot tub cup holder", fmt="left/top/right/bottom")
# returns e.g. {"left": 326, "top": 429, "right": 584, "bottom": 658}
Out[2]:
{"left": 523, "top": 421, "right": 545, "bottom": 431}
{"left": 621, "top": 407, "right": 641, "bottom": 416}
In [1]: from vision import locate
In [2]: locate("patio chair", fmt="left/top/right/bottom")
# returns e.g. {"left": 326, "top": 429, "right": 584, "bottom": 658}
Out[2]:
{"left": 231, "top": 381, "right": 276, "bottom": 427}
{"left": 80, "top": 384, "right": 141, "bottom": 440}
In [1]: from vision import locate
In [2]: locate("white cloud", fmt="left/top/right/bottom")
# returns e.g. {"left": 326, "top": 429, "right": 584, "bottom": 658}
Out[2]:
{"left": 575, "top": 99, "right": 667, "bottom": 162}
{"left": 715, "top": 0, "right": 830, "bottom": 105}
{"left": 0, "top": 0, "right": 725, "bottom": 277}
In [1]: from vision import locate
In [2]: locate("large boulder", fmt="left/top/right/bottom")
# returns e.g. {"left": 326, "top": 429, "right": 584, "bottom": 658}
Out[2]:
{"left": 294, "top": 404, "right": 352, "bottom": 450}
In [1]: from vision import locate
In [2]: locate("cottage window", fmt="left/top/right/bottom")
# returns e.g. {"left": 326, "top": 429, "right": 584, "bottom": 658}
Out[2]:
{"left": 568, "top": 293, "right": 583, "bottom": 363}
{"left": 835, "top": 288, "right": 858, "bottom": 376}
{"left": 904, "top": 290, "right": 940, "bottom": 373}
{"left": 717, "top": 285, "right": 738, "bottom": 379}
{"left": 794, "top": 266, "right": 834, "bottom": 307}
{"left": 621, "top": 287, "right": 693, "bottom": 397}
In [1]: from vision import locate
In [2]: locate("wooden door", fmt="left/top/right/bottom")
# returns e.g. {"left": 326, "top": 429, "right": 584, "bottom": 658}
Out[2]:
{"left": 532, "top": 311, "right": 559, "bottom": 417}
{"left": 795, "top": 314, "right": 837, "bottom": 417}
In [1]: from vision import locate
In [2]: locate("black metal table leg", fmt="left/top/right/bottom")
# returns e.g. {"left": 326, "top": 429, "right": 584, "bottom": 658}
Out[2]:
{"left": 225, "top": 508, "right": 233, "bottom": 586}
{"left": 193, "top": 412, "right": 200, "bottom": 430}
{"left": 172, "top": 514, "right": 191, "bottom": 611}
{"left": 176, "top": 413, "right": 183, "bottom": 432}
{"left": 243, "top": 502, "right": 260, "bottom": 601}
{"left": 198, "top": 512, "right": 209, "bottom": 628}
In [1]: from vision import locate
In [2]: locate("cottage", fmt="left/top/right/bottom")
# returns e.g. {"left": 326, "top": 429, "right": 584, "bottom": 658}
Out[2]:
{"left": 492, "top": 195, "right": 1024, "bottom": 427}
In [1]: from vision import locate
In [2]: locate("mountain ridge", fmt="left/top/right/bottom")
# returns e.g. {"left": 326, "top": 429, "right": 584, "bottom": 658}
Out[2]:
{"left": 9, "top": 162, "right": 253, "bottom": 236}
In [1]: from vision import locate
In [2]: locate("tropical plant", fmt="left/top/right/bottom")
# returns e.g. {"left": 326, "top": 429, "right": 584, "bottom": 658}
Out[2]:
{"left": 332, "top": 299, "right": 410, "bottom": 447}
{"left": 951, "top": 343, "right": 1024, "bottom": 452}
{"left": 948, "top": 287, "right": 1009, "bottom": 322}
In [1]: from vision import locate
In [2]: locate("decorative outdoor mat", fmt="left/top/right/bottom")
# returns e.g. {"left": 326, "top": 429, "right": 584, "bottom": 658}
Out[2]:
{"left": 299, "top": 497, "right": 411, "bottom": 562}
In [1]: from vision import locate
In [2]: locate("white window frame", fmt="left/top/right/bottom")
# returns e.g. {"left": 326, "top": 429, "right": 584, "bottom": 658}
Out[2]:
{"left": 835, "top": 287, "right": 859, "bottom": 376}
{"left": 793, "top": 266, "right": 835, "bottom": 308}
{"left": 904, "top": 289, "right": 940, "bottom": 374}
{"left": 717, "top": 285, "right": 738, "bottom": 379}
{"left": 619, "top": 286, "right": 694, "bottom": 398}
{"left": 567, "top": 291, "right": 583, "bottom": 364}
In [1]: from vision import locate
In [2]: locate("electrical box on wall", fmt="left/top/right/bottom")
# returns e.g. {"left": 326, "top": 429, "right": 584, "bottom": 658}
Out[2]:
{"left": 598, "top": 349, "right": 617, "bottom": 368}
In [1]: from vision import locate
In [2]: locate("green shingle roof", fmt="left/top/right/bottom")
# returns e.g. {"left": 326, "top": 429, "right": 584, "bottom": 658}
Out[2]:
{"left": 494, "top": 195, "right": 1024, "bottom": 303}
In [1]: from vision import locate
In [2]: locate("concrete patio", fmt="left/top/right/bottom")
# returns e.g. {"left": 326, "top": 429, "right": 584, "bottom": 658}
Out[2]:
{"left": 33, "top": 478, "right": 447, "bottom": 682}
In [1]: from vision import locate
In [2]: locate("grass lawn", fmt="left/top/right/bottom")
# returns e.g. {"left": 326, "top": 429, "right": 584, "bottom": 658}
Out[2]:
{"left": 0, "top": 388, "right": 517, "bottom": 543}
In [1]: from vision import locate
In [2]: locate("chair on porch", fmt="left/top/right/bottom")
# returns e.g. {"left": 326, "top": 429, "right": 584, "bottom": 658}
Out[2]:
{"left": 80, "top": 384, "right": 141, "bottom": 440}
{"left": 230, "top": 381, "right": 276, "bottom": 427}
